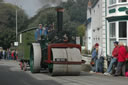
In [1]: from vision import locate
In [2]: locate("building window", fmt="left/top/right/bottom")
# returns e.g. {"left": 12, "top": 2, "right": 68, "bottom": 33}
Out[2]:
{"left": 119, "top": 0, "right": 127, "bottom": 2}
{"left": 109, "top": 0, "right": 116, "bottom": 5}
{"left": 119, "top": 22, "right": 127, "bottom": 38}
{"left": 109, "top": 23, "right": 116, "bottom": 37}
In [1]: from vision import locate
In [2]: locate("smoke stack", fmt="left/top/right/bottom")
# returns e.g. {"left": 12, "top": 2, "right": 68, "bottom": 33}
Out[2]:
{"left": 56, "top": 7, "right": 64, "bottom": 32}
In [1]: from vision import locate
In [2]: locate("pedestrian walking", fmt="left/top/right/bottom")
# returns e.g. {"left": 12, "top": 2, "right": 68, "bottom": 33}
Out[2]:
{"left": 114, "top": 42, "right": 127, "bottom": 76}
{"left": 104, "top": 41, "right": 119, "bottom": 75}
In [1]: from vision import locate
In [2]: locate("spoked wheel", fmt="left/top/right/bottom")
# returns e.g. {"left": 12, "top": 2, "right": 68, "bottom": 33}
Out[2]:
{"left": 23, "top": 62, "right": 27, "bottom": 71}
{"left": 20, "top": 61, "right": 23, "bottom": 70}
{"left": 30, "top": 43, "right": 42, "bottom": 73}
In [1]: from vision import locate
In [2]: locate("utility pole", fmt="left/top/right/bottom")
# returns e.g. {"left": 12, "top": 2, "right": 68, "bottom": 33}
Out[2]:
{"left": 15, "top": 0, "right": 18, "bottom": 41}
{"left": 16, "top": 9, "right": 18, "bottom": 41}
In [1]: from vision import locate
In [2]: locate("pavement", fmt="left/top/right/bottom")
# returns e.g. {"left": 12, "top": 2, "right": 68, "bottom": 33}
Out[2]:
{"left": 0, "top": 60, "right": 128, "bottom": 85}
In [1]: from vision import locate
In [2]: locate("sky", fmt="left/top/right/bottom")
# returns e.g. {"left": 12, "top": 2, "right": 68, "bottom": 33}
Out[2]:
{"left": 4, "top": 0, "right": 67, "bottom": 18}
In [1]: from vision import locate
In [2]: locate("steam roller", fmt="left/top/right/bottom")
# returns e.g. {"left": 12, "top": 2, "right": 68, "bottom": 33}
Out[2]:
{"left": 29, "top": 7, "right": 83, "bottom": 76}
{"left": 30, "top": 43, "right": 82, "bottom": 76}
{"left": 18, "top": 7, "right": 83, "bottom": 76}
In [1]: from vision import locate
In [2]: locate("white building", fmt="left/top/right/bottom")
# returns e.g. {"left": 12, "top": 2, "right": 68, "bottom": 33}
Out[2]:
{"left": 86, "top": 0, "right": 128, "bottom": 56}
{"left": 86, "top": 0, "right": 106, "bottom": 55}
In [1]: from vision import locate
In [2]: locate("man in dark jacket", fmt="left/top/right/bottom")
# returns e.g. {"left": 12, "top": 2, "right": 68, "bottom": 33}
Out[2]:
{"left": 104, "top": 41, "right": 119, "bottom": 75}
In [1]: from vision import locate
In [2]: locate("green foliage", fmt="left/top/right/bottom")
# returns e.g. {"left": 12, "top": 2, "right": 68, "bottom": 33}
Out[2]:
{"left": 60, "top": 0, "right": 88, "bottom": 35}
{"left": 77, "top": 24, "right": 86, "bottom": 37}
{"left": 26, "top": 0, "right": 89, "bottom": 37}
{"left": 0, "top": 0, "right": 89, "bottom": 49}
{"left": 0, "top": 3, "right": 28, "bottom": 49}
{"left": 61, "top": 0, "right": 88, "bottom": 23}
{"left": 28, "top": 7, "right": 56, "bottom": 28}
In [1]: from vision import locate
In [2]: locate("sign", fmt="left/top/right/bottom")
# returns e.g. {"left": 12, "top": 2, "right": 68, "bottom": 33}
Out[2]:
{"left": 20, "top": 34, "right": 22, "bottom": 43}
{"left": 14, "top": 42, "right": 18, "bottom": 46}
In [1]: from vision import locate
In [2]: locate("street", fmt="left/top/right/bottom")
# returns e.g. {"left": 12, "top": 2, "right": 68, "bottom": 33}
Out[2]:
{"left": 0, "top": 60, "right": 128, "bottom": 85}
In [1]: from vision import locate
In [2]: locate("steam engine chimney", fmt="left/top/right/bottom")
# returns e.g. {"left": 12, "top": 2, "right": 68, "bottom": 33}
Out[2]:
{"left": 56, "top": 7, "right": 64, "bottom": 32}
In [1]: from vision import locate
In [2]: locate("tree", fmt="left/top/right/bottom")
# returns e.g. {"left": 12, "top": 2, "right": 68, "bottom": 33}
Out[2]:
{"left": 59, "top": 0, "right": 88, "bottom": 36}
{"left": 0, "top": 0, "right": 3, "bottom": 2}
{"left": 0, "top": 3, "right": 28, "bottom": 49}
{"left": 27, "top": 0, "right": 88, "bottom": 39}
{"left": 61, "top": 0, "right": 88, "bottom": 23}
{"left": 76, "top": 24, "right": 86, "bottom": 45}
{"left": 28, "top": 7, "right": 56, "bottom": 29}
{"left": 77, "top": 24, "right": 85, "bottom": 37}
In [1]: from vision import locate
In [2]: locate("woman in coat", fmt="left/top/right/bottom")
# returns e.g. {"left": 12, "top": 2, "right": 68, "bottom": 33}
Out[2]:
{"left": 114, "top": 42, "right": 127, "bottom": 76}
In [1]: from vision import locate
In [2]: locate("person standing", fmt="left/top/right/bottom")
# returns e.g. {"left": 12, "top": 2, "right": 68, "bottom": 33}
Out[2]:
{"left": 11, "top": 51, "right": 14, "bottom": 60}
{"left": 35, "top": 24, "right": 43, "bottom": 41}
{"left": 95, "top": 43, "right": 104, "bottom": 73}
{"left": 114, "top": 42, "right": 127, "bottom": 76}
{"left": 104, "top": 41, "right": 119, "bottom": 75}
{"left": 3, "top": 50, "right": 5, "bottom": 59}
{"left": 90, "top": 45, "right": 98, "bottom": 73}
{"left": 14, "top": 50, "right": 16, "bottom": 60}
{"left": 7, "top": 49, "right": 10, "bottom": 60}
{"left": 0, "top": 51, "right": 2, "bottom": 60}
{"left": 42, "top": 25, "right": 48, "bottom": 36}
{"left": 125, "top": 50, "right": 128, "bottom": 76}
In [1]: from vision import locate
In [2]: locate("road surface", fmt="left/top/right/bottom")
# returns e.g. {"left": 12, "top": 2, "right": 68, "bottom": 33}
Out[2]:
{"left": 0, "top": 60, "right": 128, "bottom": 85}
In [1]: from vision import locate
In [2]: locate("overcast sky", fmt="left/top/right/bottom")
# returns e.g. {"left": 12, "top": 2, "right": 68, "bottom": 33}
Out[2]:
{"left": 4, "top": 0, "right": 67, "bottom": 18}
{"left": 4, "top": 0, "right": 44, "bottom": 17}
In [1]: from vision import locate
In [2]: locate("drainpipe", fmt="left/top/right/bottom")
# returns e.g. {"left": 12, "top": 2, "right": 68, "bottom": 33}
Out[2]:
{"left": 105, "top": 0, "right": 107, "bottom": 56}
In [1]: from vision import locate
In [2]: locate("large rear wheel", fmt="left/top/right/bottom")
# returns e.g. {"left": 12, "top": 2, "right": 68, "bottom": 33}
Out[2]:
{"left": 51, "top": 48, "right": 81, "bottom": 76}
{"left": 30, "top": 43, "right": 42, "bottom": 73}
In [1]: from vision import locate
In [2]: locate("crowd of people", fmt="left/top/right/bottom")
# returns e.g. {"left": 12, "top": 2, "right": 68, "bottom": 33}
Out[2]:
{"left": 35, "top": 24, "right": 54, "bottom": 41}
{"left": 90, "top": 41, "right": 128, "bottom": 77}
{"left": 0, "top": 49, "right": 18, "bottom": 60}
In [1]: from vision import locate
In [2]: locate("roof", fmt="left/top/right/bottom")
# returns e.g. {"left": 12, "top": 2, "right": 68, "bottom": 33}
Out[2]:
{"left": 106, "top": 15, "right": 128, "bottom": 22}
{"left": 19, "top": 27, "right": 37, "bottom": 34}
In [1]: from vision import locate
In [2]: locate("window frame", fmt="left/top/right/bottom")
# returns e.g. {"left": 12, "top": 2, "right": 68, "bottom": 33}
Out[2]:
{"left": 109, "top": 0, "right": 117, "bottom": 5}
{"left": 118, "top": 0, "right": 127, "bottom": 3}
{"left": 109, "top": 0, "right": 128, "bottom": 6}
{"left": 118, "top": 21, "right": 127, "bottom": 38}
{"left": 109, "top": 22, "right": 116, "bottom": 38}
